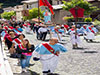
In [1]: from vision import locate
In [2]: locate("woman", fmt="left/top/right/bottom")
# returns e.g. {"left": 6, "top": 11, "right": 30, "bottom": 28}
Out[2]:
{"left": 16, "top": 39, "right": 35, "bottom": 72}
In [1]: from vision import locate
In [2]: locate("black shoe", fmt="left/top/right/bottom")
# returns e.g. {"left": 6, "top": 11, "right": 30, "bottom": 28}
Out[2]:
{"left": 90, "top": 40, "right": 93, "bottom": 42}
{"left": 73, "top": 47, "right": 77, "bottom": 49}
{"left": 48, "top": 73, "right": 59, "bottom": 75}
{"left": 77, "top": 47, "right": 84, "bottom": 49}
{"left": 86, "top": 39, "right": 88, "bottom": 42}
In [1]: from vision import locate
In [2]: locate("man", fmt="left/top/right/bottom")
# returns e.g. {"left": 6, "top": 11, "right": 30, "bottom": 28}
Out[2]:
{"left": 68, "top": 25, "right": 81, "bottom": 49}
{"left": 38, "top": 25, "right": 48, "bottom": 41}
{"left": 79, "top": 24, "right": 87, "bottom": 34}
{"left": 33, "top": 23, "right": 41, "bottom": 40}
{"left": 79, "top": 24, "right": 88, "bottom": 41}
{"left": 85, "top": 25, "right": 98, "bottom": 42}
{"left": 51, "top": 26, "right": 62, "bottom": 41}
{"left": 33, "top": 38, "right": 67, "bottom": 75}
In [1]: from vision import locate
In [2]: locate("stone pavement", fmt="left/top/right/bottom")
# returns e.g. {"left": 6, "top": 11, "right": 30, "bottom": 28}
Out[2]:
{"left": 3, "top": 30, "right": 100, "bottom": 75}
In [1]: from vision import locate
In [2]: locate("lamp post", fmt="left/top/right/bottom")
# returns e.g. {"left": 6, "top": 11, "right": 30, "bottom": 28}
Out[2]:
{"left": 74, "top": 6, "right": 79, "bottom": 39}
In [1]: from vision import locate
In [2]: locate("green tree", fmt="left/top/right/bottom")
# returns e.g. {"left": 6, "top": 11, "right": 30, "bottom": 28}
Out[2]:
{"left": 63, "top": 0, "right": 99, "bottom": 15}
{"left": 23, "top": 8, "right": 44, "bottom": 20}
{"left": 1, "top": 11, "right": 16, "bottom": 20}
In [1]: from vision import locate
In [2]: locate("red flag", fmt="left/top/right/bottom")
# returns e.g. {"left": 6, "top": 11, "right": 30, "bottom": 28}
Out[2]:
{"left": 39, "top": 0, "right": 54, "bottom": 15}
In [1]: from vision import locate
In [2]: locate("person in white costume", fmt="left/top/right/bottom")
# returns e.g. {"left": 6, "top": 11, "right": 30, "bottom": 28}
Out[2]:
{"left": 79, "top": 24, "right": 88, "bottom": 40}
{"left": 68, "top": 25, "right": 82, "bottom": 49}
{"left": 25, "top": 25, "right": 31, "bottom": 34}
{"left": 85, "top": 25, "right": 98, "bottom": 42}
{"left": 51, "top": 26, "right": 63, "bottom": 41}
{"left": 32, "top": 38, "right": 67, "bottom": 75}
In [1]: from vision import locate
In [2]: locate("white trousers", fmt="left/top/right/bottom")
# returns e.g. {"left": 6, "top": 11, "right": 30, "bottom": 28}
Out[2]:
{"left": 25, "top": 27, "right": 31, "bottom": 33}
{"left": 33, "top": 52, "right": 59, "bottom": 73}
{"left": 70, "top": 35, "right": 81, "bottom": 45}
{"left": 86, "top": 32, "right": 95, "bottom": 40}
{"left": 40, "top": 54, "right": 59, "bottom": 73}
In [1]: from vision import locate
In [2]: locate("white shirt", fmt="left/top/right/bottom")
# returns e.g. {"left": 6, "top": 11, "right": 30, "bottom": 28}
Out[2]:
{"left": 38, "top": 27, "right": 48, "bottom": 33}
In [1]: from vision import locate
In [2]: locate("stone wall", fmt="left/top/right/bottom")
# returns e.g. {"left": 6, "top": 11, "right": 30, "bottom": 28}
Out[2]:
{"left": 52, "top": 9, "right": 70, "bottom": 24}
{"left": 90, "top": 2, "right": 100, "bottom": 20}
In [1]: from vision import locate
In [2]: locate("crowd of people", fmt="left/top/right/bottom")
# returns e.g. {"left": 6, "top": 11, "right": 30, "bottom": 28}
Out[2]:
{"left": 0, "top": 19, "right": 99, "bottom": 75}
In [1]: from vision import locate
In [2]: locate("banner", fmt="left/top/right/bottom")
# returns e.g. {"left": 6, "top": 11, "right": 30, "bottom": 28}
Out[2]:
{"left": 43, "top": 10, "right": 51, "bottom": 24}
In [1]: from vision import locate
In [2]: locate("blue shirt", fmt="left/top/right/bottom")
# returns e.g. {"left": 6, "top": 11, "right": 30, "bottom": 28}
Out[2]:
{"left": 18, "top": 28, "right": 23, "bottom": 32}
{"left": 79, "top": 27, "right": 87, "bottom": 34}
{"left": 58, "top": 29, "right": 65, "bottom": 33}
{"left": 35, "top": 43, "right": 67, "bottom": 55}
{"left": 68, "top": 29, "right": 80, "bottom": 34}
{"left": 51, "top": 29, "right": 64, "bottom": 34}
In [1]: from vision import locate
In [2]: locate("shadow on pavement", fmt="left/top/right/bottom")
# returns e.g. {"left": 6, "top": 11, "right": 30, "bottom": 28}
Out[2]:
{"left": 28, "top": 69, "right": 40, "bottom": 75}
{"left": 84, "top": 51, "right": 98, "bottom": 53}
{"left": 29, "top": 63, "right": 35, "bottom": 67}
{"left": 87, "top": 41, "right": 100, "bottom": 43}
{"left": 47, "top": 73, "right": 60, "bottom": 75}
{"left": 72, "top": 47, "right": 86, "bottom": 50}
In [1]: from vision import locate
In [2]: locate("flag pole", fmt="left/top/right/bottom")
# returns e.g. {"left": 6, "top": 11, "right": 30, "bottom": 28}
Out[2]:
{"left": 75, "top": 6, "right": 78, "bottom": 39}
{"left": 38, "top": 0, "right": 40, "bottom": 24}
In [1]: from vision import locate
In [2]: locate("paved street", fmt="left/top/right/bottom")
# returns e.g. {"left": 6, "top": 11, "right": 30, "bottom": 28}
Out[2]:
{"left": 3, "top": 30, "right": 100, "bottom": 75}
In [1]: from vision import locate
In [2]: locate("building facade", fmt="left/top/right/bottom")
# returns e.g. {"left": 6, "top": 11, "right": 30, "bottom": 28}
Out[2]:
{"left": 20, "top": 0, "right": 70, "bottom": 24}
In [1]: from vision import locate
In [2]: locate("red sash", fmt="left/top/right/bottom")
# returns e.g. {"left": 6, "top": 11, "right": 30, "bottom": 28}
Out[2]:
{"left": 88, "top": 27, "right": 95, "bottom": 33}
{"left": 83, "top": 26, "right": 86, "bottom": 29}
{"left": 18, "top": 44, "right": 26, "bottom": 50}
{"left": 4, "top": 30, "right": 7, "bottom": 33}
{"left": 71, "top": 28, "right": 74, "bottom": 31}
{"left": 7, "top": 36, "right": 13, "bottom": 42}
{"left": 4, "top": 34, "right": 9, "bottom": 40}
{"left": 54, "top": 29, "right": 62, "bottom": 34}
{"left": 23, "top": 24, "right": 27, "bottom": 27}
{"left": 18, "top": 44, "right": 32, "bottom": 55}
{"left": 42, "top": 43, "right": 58, "bottom": 56}
{"left": 9, "top": 26, "right": 14, "bottom": 30}
{"left": 14, "top": 38, "right": 21, "bottom": 44}
{"left": 15, "top": 28, "right": 21, "bottom": 33}
{"left": 4, "top": 26, "right": 8, "bottom": 30}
